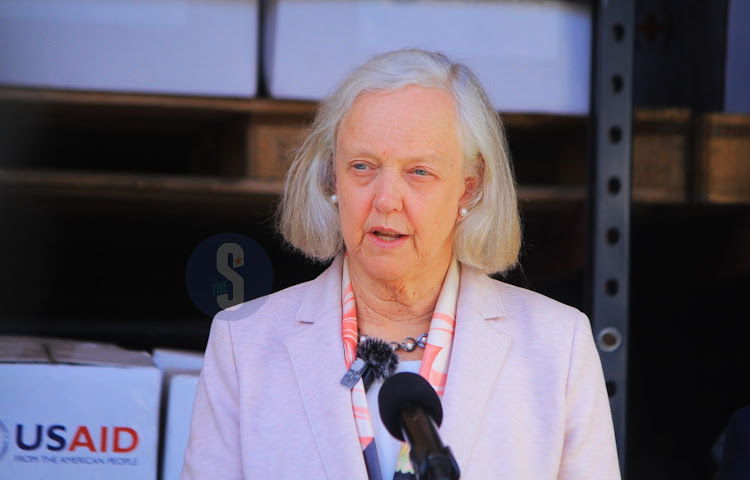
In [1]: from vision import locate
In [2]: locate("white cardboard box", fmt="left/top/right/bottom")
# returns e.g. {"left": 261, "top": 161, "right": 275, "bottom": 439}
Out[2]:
{"left": 725, "top": 0, "right": 750, "bottom": 113}
{"left": 152, "top": 348, "right": 203, "bottom": 480}
{"left": 0, "top": 0, "right": 259, "bottom": 97}
{"left": 264, "top": 0, "right": 591, "bottom": 114}
{"left": 0, "top": 336, "right": 161, "bottom": 480}
{"left": 161, "top": 373, "right": 199, "bottom": 480}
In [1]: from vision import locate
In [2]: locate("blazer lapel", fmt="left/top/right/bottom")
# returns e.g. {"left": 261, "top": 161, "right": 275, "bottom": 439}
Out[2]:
{"left": 284, "top": 256, "right": 368, "bottom": 479}
{"left": 440, "top": 267, "right": 511, "bottom": 472}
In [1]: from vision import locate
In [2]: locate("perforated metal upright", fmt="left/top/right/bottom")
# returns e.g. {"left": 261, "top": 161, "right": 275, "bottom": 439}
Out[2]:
{"left": 586, "top": 0, "right": 635, "bottom": 475}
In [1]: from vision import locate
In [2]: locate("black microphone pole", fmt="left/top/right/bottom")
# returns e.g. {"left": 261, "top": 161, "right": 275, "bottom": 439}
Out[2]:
{"left": 379, "top": 372, "right": 460, "bottom": 480}
{"left": 398, "top": 405, "right": 460, "bottom": 480}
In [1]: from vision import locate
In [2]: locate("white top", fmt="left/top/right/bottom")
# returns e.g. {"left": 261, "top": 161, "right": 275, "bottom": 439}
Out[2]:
{"left": 366, "top": 360, "right": 422, "bottom": 479}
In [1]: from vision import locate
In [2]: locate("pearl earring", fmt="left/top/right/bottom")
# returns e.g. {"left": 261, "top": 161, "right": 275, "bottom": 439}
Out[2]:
{"left": 459, "top": 207, "right": 468, "bottom": 217}
{"left": 330, "top": 194, "right": 338, "bottom": 204}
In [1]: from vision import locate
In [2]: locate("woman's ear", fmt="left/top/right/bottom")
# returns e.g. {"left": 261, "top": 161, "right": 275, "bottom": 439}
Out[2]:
{"left": 456, "top": 175, "right": 477, "bottom": 221}
{"left": 461, "top": 175, "right": 477, "bottom": 204}
{"left": 460, "top": 153, "right": 484, "bottom": 205}
{"left": 460, "top": 154, "right": 484, "bottom": 206}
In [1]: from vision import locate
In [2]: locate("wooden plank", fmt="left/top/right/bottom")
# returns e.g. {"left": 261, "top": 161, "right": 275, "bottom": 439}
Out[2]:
{"left": 0, "top": 169, "right": 284, "bottom": 202}
{"left": 503, "top": 113, "right": 587, "bottom": 130}
{"left": 632, "top": 108, "right": 691, "bottom": 204}
{"left": 518, "top": 185, "right": 587, "bottom": 204}
{"left": 695, "top": 113, "right": 750, "bottom": 204}
{"left": 0, "top": 87, "right": 594, "bottom": 122}
{"left": 0, "top": 168, "right": 590, "bottom": 212}
{"left": 0, "top": 87, "right": 318, "bottom": 116}
{"left": 0, "top": 87, "right": 587, "bottom": 124}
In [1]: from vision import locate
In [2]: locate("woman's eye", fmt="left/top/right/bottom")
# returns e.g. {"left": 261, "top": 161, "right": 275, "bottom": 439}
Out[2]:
{"left": 353, "top": 163, "right": 368, "bottom": 171}
{"left": 413, "top": 168, "right": 429, "bottom": 176}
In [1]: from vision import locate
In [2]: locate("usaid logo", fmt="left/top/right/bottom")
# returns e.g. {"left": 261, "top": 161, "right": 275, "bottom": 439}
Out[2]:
{"left": 0, "top": 420, "right": 9, "bottom": 462}
{"left": 1, "top": 422, "right": 142, "bottom": 468}
{"left": 12, "top": 424, "right": 138, "bottom": 453}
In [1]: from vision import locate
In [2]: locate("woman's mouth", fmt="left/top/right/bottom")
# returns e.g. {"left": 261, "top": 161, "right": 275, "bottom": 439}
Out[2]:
{"left": 373, "top": 231, "right": 404, "bottom": 241}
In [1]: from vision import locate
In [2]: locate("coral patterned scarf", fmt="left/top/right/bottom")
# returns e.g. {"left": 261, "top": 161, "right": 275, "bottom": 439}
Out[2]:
{"left": 341, "top": 256, "right": 460, "bottom": 479}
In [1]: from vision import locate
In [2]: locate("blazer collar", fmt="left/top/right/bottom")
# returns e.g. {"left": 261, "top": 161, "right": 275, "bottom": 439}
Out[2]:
{"left": 296, "top": 255, "right": 344, "bottom": 325}
{"left": 285, "top": 255, "right": 368, "bottom": 479}
{"left": 440, "top": 266, "right": 511, "bottom": 472}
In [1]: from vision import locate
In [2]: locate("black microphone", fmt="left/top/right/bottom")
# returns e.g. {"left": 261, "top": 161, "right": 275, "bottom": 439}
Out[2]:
{"left": 340, "top": 337, "right": 399, "bottom": 391}
{"left": 378, "top": 372, "right": 460, "bottom": 480}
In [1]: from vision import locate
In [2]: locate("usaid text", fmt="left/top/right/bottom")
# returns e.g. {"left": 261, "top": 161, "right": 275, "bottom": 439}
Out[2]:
{"left": 15, "top": 424, "right": 139, "bottom": 453}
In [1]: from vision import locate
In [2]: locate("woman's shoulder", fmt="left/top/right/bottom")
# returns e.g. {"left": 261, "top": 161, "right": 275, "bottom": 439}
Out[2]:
{"left": 466, "top": 271, "right": 597, "bottom": 371}
{"left": 215, "top": 280, "right": 312, "bottom": 323}
{"left": 463, "top": 268, "right": 589, "bottom": 342}
{"left": 210, "top": 279, "right": 319, "bottom": 345}
{"left": 493, "top": 278, "right": 583, "bottom": 321}
{"left": 462, "top": 267, "right": 584, "bottom": 321}
{"left": 212, "top": 257, "right": 343, "bottom": 339}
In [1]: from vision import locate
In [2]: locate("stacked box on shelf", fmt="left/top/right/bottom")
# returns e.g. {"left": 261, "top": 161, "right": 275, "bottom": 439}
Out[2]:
{"left": 0, "top": 336, "right": 160, "bottom": 480}
{"left": 632, "top": 0, "right": 749, "bottom": 114}
{"left": 151, "top": 348, "right": 204, "bottom": 480}
{"left": 0, "top": 0, "right": 259, "bottom": 97}
{"left": 724, "top": 0, "right": 750, "bottom": 113}
{"left": 263, "top": 0, "right": 591, "bottom": 114}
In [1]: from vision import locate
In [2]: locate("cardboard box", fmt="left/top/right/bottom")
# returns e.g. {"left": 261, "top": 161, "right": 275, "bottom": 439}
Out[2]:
{"left": 160, "top": 374, "right": 199, "bottom": 480}
{"left": 0, "top": 336, "right": 161, "bottom": 480}
{"left": 632, "top": 0, "right": 749, "bottom": 114}
{"left": 725, "top": 0, "right": 750, "bottom": 113}
{"left": 152, "top": 348, "right": 203, "bottom": 480}
{"left": 0, "top": 0, "right": 259, "bottom": 97}
{"left": 264, "top": 0, "right": 591, "bottom": 114}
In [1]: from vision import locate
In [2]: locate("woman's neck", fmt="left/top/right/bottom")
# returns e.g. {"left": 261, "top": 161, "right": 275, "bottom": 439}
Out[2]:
{"left": 348, "top": 258, "right": 451, "bottom": 360}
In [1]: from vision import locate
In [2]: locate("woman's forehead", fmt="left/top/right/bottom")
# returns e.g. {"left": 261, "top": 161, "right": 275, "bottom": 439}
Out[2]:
{"left": 337, "top": 86, "right": 460, "bottom": 157}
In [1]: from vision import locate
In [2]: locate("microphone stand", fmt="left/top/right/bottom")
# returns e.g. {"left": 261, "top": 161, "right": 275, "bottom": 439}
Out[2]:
{"left": 400, "top": 407, "right": 460, "bottom": 480}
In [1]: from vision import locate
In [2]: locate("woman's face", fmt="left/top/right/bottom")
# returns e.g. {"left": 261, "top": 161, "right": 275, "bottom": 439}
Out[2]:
{"left": 334, "top": 85, "right": 469, "bottom": 286}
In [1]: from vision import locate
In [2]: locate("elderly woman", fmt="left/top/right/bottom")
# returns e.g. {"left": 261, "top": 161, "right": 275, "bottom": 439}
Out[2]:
{"left": 181, "top": 49, "right": 620, "bottom": 479}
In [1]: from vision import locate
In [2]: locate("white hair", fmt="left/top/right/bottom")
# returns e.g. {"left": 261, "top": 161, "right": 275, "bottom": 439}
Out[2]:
{"left": 277, "top": 48, "right": 521, "bottom": 275}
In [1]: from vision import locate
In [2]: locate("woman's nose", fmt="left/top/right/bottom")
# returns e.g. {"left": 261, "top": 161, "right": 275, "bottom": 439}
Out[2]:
{"left": 372, "top": 171, "right": 403, "bottom": 213}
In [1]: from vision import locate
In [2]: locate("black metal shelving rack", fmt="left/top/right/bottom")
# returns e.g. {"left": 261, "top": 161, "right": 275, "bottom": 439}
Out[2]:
{"left": 587, "top": 0, "right": 635, "bottom": 475}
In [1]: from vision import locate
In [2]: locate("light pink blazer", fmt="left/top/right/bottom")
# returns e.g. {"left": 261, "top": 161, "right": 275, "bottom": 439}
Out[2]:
{"left": 180, "top": 255, "right": 620, "bottom": 479}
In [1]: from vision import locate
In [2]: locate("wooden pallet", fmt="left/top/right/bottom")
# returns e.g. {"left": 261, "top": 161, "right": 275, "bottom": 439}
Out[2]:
{"left": 695, "top": 113, "right": 750, "bottom": 204}
{"left": 2, "top": 87, "right": 749, "bottom": 207}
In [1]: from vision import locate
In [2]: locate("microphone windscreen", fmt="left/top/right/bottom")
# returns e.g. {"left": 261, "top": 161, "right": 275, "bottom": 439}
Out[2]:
{"left": 357, "top": 337, "right": 398, "bottom": 381}
{"left": 378, "top": 372, "right": 443, "bottom": 441}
